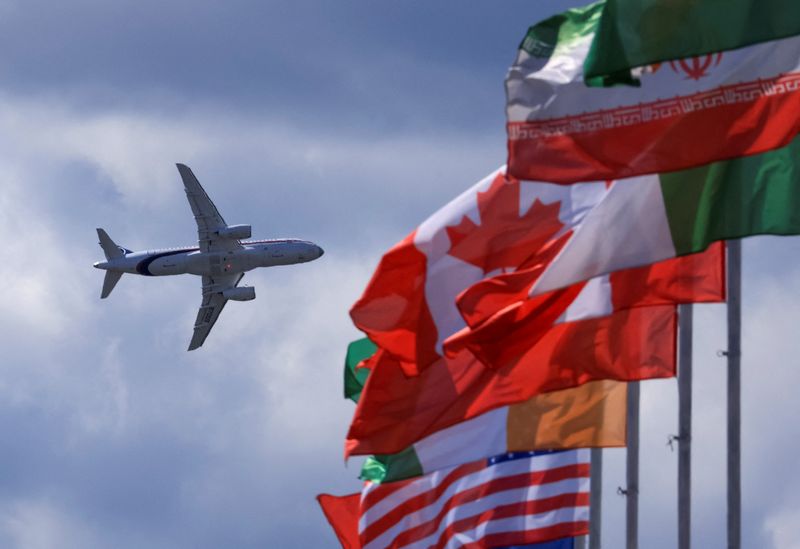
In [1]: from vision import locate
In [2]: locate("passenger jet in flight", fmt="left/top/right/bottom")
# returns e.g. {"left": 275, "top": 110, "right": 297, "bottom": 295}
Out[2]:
{"left": 93, "top": 164, "right": 324, "bottom": 351}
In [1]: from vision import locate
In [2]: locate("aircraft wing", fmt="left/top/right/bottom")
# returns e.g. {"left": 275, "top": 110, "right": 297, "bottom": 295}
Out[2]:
{"left": 176, "top": 163, "right": 244, "bottom": 253}
{"left": 188, "top": 273, "right": 245, "bottom": 351}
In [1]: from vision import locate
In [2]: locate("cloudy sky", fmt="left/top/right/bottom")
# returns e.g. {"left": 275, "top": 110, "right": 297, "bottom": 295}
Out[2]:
{"left": 2, "top": 1, "right": 799, "bottom": 547}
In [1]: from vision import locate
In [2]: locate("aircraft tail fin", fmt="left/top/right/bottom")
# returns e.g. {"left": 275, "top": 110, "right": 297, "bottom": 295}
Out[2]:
{"left": 101, "top": 270, "right": 123, "bottom": 299}
{"left": 97, "top": 228, "right": 124, "bottom": 260}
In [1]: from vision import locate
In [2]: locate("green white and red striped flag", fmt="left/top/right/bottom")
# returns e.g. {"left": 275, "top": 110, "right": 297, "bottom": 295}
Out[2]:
{"left": 584, "top": 0, "right": 800, "bottom": 86}
{"left": 506, "top": 1, "right": 800, "bottom": 182}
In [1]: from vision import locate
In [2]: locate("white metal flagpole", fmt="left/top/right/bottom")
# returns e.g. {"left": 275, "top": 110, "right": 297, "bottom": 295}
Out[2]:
{"left": 625, "top": 382, "right": 640, "bottom": 549}
{"left": 726, "top": 239, "right": 742, "bottom": 549}
{"left": 678, "top": 304, "right": 693, "bottom": 549}
{"left": 589, "top": 447, "right": 603, "bottom": 549}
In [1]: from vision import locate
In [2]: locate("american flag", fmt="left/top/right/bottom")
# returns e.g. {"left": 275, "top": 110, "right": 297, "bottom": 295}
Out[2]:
{"left": 358, "top": 449, "right": 590, "bottom": 549}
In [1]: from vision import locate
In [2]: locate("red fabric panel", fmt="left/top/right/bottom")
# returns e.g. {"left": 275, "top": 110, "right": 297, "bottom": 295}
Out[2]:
{"left": 349, "top": 232, "right": 440, "bottom": 375}
{"left": 507, "top": 88, "right": 800, "bottom": 183}
{"left": 610, "top": 242, "right": 726, "bottom": 308}
{"left": 455, "top": 232, "right": 572, "bottom": 329}
{"left": 317, "top": 493, "right": 361, "bottom": 549}
{"left": 447, "top": 244, "right": 724, "bottom": 365}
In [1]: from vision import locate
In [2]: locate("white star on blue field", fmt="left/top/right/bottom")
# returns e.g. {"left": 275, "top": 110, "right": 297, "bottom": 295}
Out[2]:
{"left": 1, "top": 1, "right": 799, "bottom": 547}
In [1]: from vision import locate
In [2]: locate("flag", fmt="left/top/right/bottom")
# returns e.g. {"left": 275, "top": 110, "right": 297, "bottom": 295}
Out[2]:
{"left": 318, "top": 493, "right": 361, "bottom": 549}
{"left": 347, "top": 340, "right": 625, "bottom": 483}
{"left": 350, "top": 167, "right": 708, "bottom": 375}
{"left": 513, "top": 136, "right": 800, "bottom": 298}
{"left": 360, "top": 379, "right": 625, "bottom": 484}
{"left": 446, "top": 249, "right": 726, "bottom": 368}
{"left": 318, "top": 489, "right": 579, "bottom": 549}
{"left": 345, "top": 338, "right": 376, "bottom": 403}
{"left": 347, "top": 169, "right": 725, "bottom": 456}
{"left": 347, "top": 277, "right": 721, "bottom": 457}
{"left": 584, "top": 0, "right": 800, "bottom": 86}
{"left": 358, "top": 450, "right": 590, "bottom": 549}
{"left": 506, "top": 1, "right": 800, "bottom": 182}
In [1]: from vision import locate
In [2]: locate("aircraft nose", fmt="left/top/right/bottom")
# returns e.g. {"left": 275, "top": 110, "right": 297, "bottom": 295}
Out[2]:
{"left": 93, "top": 261, "right": 108, "bottom": 270}
{"left": 316, "top": 245, "right": 325, "bottom": 258}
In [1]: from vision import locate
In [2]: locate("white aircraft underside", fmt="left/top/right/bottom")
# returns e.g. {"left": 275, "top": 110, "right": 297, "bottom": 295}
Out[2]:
{"left": 93, "top": 163, "right": 324, "bottom": 351}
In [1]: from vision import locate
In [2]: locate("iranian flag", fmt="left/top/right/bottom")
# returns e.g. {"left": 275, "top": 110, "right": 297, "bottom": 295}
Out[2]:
{"left": 584, "top": 0, "right": 800, "bottom": 86}
{"left": 346, "top": 340, "right": 626, "bottom": 483}
{"left": 506, "top": 1, "right": 800, "bottom": 183}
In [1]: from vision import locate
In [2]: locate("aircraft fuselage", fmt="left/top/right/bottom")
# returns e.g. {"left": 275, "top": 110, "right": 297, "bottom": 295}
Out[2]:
{"left": 93, "top": 239, "right": 323, "bottom": 278}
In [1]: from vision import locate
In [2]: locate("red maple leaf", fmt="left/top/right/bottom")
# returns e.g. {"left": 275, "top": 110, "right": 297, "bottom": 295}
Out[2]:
{"left": 445, "top": 173, "right": 564, "bottom": 274}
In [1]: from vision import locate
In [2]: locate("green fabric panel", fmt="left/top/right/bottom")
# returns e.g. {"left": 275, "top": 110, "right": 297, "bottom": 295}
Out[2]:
{"left": 519, "top": 1, "right": 603, "bottom": 59}
{"left": 585, "top": 0, "right": 800, "bottom": 86}
{"left": 344, "top": 338, "right": 376, "bottom": 403}
{"left": 359, "top": 446, "right": 424, "bottom": 484}
{"left": 661, "top": 137, "right": 800, "bottom": 255}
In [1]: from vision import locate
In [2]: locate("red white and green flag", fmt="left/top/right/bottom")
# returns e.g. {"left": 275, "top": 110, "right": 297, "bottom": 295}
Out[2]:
{"left": 506, "top": 1, "right": 800, "bottom": 182}
{"left": 584, "top": 0, "right": 800, "bottom": 86}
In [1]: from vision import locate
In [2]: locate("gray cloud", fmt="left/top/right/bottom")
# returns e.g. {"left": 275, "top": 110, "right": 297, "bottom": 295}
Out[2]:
{"left": 2, "top": 0, "right": 797, "bottom": 547}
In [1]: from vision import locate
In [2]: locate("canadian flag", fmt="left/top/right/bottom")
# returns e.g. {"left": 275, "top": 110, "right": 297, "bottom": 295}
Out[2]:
{"left": 347, "top": 168, "right": 724, "bottom": 456}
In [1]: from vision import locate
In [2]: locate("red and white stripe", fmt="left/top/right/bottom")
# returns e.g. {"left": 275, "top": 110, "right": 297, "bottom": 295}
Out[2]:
{"left": 358, "top": 450, "right": 589, "bottom": 549}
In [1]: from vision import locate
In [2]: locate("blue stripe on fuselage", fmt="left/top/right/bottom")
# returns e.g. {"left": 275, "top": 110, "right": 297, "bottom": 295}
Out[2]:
{"left": 134, "top": 239, "right": 306, "bottom": 275}
{"left": 135, "top": 249, "right": 190, "bottom": 276}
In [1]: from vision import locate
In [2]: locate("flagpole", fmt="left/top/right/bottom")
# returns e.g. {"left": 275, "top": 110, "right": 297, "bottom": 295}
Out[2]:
{"left": 678, "top": 304, "right": 693, "bottom": 549}
{"left": 589, "top": 447, "right": 602, "bottom": 549}
{"left": 727, "top": 239, "right": 742, "bottom": 549}
{"left": 626, "top": 381, "right": 640, "bottom": 549}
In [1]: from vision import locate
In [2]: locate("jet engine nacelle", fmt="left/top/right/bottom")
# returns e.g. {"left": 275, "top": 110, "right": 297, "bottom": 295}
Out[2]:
{"left": 217, "top": 224, "right": 252, "bottom": 240}
{"left": 222, "top": 286, "right": 256, "bottom": 301}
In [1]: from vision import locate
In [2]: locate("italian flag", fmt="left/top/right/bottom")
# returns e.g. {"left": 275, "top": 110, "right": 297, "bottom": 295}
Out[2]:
{"left": 346, "top": 340, "right": 626, "bottom": 484}
{"left": 506, "top": 1, "right": 800, "bottom": 183}
{"left": 529, "top": 135, "right": 800, "bottom": 297}
{"left": 584, "top": 0, "right": 800, "bottom": 86}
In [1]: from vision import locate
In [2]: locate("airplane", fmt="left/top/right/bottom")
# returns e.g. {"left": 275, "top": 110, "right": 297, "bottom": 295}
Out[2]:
{"left": 93, "top": 163, "right": 324, "bottom": 351}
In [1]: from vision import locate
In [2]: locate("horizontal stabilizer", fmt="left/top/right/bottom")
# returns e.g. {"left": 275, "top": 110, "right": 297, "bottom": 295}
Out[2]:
{"left": 97, "top": 228, "right": 124, "bottom": 260}
{"left": 101, "top": 270, "right": 123, "bottom": 299}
